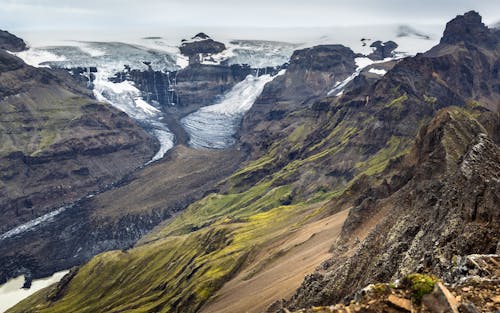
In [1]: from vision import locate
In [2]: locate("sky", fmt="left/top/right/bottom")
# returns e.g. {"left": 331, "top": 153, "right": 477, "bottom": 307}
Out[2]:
{"left": 1, "top": 0, "right": 500, "bottom": 31}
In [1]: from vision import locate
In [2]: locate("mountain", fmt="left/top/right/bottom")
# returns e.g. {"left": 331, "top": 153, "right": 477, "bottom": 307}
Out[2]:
{"left": 0, "top": 34, "right": 284, "bottom": 288}
{"left": 0, "top": 32, "right": 157, "bottom": 234}
{"left": 0, "top": 30, "right": 26, "bottom": 52}
{"left": 0, "top": 31, "right": 163, "bottom": 286}
{"left": 5, "top": 10, "right": 500, "bottom": 313}
{"left": 284, "top": 107, "right": 499, "bottom": 311}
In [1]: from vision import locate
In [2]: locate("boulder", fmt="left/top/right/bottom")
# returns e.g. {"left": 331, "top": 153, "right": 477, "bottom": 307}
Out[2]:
{"left": 421, "top": 282, "right": 459, "bottom": 313}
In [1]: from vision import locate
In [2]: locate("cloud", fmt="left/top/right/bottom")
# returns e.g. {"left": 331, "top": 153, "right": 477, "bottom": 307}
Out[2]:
{"left": 1, "top": 0, "right": 499, "bottom": 30}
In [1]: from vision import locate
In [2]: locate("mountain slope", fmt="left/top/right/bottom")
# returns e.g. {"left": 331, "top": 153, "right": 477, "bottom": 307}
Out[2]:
{"left": 8, "top": 11, "right": 500, "bottom": 313}
{"left": 284, "top": 107, "right": 499, "bottom": 311}
{"left": 0, "top": 31, "right": 157, "bottom": 282}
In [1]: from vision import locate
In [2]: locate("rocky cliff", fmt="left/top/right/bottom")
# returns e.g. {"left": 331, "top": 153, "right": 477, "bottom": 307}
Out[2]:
{"left": 283, "top": 107, "right": 499, "bottom": 310}
{"left": 111, "top": 63, "right": 254, "bottom": 111}
{"left": 0, "top": 30, "right": 26, "bottom": 52}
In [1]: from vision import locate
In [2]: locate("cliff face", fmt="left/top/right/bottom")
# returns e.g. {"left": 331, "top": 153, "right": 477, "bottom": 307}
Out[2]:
{"left": 112, "top": 63, "right": 254, "bottom": 112}
{"left": 285, "top": 108, "right": 499, "bottom": 309}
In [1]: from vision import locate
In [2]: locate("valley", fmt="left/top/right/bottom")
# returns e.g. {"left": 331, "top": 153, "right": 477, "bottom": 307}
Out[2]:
{"left": 0, "top": 9, "right": 498, "bottom": 313}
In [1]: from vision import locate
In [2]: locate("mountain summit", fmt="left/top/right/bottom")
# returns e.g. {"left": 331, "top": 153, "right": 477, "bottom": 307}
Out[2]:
{"left": 440, "top": 10, "right": 499, "bottom": 46}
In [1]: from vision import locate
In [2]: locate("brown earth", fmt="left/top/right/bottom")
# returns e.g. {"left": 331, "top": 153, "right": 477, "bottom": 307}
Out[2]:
{"left": 201, "top": 209, "right": 349, "bottom": 313}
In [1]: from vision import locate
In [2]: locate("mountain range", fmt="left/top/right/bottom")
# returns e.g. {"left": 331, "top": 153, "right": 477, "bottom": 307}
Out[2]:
{"left": 0, "top": 10, "right": 498, "bottom": 313}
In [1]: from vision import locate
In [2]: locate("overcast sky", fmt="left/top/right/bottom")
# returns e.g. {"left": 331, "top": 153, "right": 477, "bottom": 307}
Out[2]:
{"left": 1, "top": 0, "right": 499, "bottom": 31}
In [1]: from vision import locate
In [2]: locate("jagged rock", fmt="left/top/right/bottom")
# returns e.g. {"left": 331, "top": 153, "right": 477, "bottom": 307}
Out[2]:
{"left": 368, "top": 40, "right": 398, "bottom": 60}
{"left": 440, "top": 11, "right": 498, "bottom": 46}
{"left": 458, "top": 302, "right": 481, "bottom": 313}
{"left": 387, "top": 295, "right": 412, "bottom": 312}
{"left": 421, "top": 282, "right": 459, "bottom": 313}
{"left": 46, "top": 267, "right": 79, "bottom": 301}
{"left": 179, "top": 33, "right": 226, "bottom": 64}
{"left": 0, "top": 30, "right": 26, "bottom": 52}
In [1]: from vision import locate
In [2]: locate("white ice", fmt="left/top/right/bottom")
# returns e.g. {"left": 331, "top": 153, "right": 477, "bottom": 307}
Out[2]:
{"left": 13, "top": 43, "right": 178, "bottom": 163}
{"left": 368, "top": 68, "right": 387, "bottom": 75}
{"left": 0, "top": 270, "right": 69, "bottom": 313}
{"left": 10, "top": 49, "right": 66, "bottom": 67}
{"left": 181, "top": 70, "right": 285, "bottom": 149}
{"left": 327, "top": 56, "right": 400, "bottom": 96}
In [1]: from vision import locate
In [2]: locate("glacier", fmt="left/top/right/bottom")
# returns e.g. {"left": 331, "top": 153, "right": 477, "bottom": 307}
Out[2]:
{"left": 181, "top": 70, "right": 285, "bottom": 149}
{"left": 13, "top": 42, "right": 178, "bottom": 163}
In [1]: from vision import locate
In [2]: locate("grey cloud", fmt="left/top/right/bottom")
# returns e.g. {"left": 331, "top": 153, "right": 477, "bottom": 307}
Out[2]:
{"left": 1, "top": 0, "right": 499, "bottom": 30}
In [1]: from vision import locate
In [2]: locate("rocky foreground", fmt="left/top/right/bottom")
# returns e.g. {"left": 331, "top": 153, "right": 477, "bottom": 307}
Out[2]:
{"left": 283, "top": 255, "right": 499, "bottom": 313}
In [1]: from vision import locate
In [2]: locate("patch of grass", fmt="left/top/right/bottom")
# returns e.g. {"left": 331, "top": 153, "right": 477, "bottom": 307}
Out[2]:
{"left": 384, "top": 93, "right": 408, "bottom": 119}
{"left": 403, "top": 273, "right": 438, "bottom": 303}
{"left": 355, "top": 136, "right": 410, "bottom": 177}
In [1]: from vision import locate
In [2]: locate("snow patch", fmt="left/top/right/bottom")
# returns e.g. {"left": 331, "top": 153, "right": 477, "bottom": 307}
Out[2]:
{"left": 368, "top": 68, "right": 387, "bottom": 75}
{"left": 327, "top": 56, "right": 399, "bottom": 96}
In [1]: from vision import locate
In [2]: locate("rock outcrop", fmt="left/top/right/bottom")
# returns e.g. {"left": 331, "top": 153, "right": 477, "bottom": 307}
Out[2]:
{"left": 180, "top": 33, "right": 227, "bottom": 65}
{"left": 368, "top": 40, "right": 398, "bottom": 60}
{"left": 440, "top": 11, "right": 499, "bottom": 46}
{"left": 284, "top": 107, "right": 499, "bottom": 310}
{"left": 0, "top": 30, "right": 26, "bottom": 52}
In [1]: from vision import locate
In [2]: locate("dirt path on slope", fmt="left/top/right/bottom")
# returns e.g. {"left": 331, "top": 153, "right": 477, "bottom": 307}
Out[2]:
{"left": 201, "top": 209, "right": 349, "bottom": 313}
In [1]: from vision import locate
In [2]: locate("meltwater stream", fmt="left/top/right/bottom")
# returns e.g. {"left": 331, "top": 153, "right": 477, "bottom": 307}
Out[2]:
{"left": 181, "top": 70, "right": 285, "bottom": 149}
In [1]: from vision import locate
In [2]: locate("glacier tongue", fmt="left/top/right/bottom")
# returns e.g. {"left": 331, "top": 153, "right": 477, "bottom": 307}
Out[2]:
{"left": 181, "top": 70, "right": 285, "bottom": 149}
{"left": 92, "top": 66, "right": 174, "bottom": 163}
{"left": 13, "top": 42, "right": 178, "bottom": 163}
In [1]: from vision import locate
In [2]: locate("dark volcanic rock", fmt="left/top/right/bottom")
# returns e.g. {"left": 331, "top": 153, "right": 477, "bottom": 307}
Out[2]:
{"left": 179, "top": 33, "right": 226, "bottom": 65}
{"left": 368, "top": 40, "right": 398, "bottom": 60}
{"left": 440, "top": 11, "right": 498, "bottom": 46}
{"left": 285, "top": 108, "right": 500, "bottom": 311}
{"left": 0, "top": 30, "right": 26, "bottom": 52}
{"left": 112, "top": 63, "right": 253, "bottom": 111}
{"left": 253, "top": 44, "right": 357, "bottom": 106}
{"left": 240, "top": 45, "right": 357, "bottom": 157}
